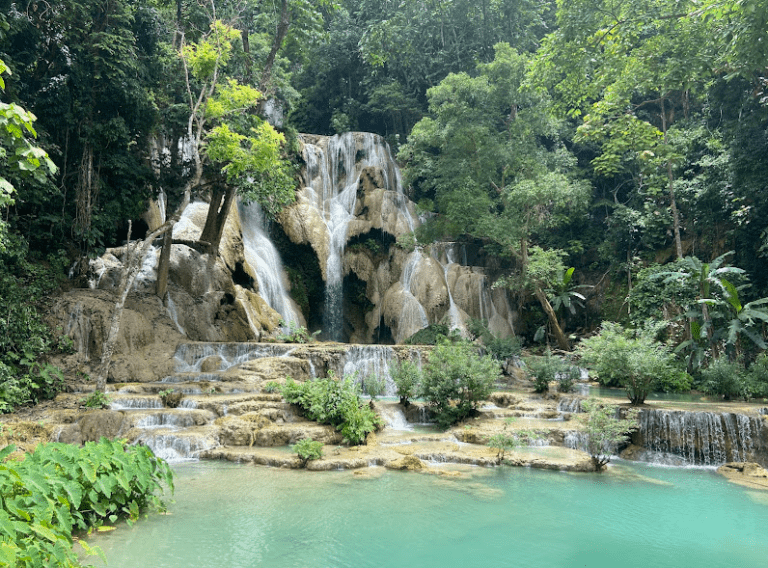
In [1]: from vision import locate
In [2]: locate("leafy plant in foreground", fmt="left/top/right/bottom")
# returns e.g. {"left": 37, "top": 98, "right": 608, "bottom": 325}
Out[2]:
{"left": 0, "top": 438, "right": 174, "bottom": 567}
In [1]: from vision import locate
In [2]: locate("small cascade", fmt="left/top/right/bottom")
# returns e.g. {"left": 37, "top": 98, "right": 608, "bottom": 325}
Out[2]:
{"left": 442, "top": 247, "right": 464, "bottom": 334}
{"left": 635, "top": 409, "right": 766, "bottom": 466}
{"left": 173, "top": 343, "right": 296, "bottom": 373}
{"left": 557, "top": 397, "right": 583, "bottom": 413}
{"left": 110, "top": 397, "right": 164, "bottom": 410}
{"left": 166, "top": 295, "right": 186, "bottom": 335}
{"left": 135, "top": 431, "right": 218, "bottom": 462}
{"left": 377, "top": 402, "right": 414, "bottom": 431}
{"left": 239, "top": 201, "right": 301, "bottom": 327}
{"left": 342, "top": 345, "right": 396, "bottom": 396}
{"left": 397, "top": 249, "right": 429, "bottom": 343}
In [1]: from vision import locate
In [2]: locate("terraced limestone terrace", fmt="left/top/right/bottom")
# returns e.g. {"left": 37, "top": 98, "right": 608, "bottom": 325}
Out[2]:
{"left": 11, "top": 340, "right": 766, "bottom": 474}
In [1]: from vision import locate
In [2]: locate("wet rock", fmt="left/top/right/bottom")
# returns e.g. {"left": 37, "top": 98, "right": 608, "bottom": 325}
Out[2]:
{"left": 717, "top": 462, "right": 768, "bottom": 490}
{"left": 386, "top": 455, "right": 427, "bottom": 471}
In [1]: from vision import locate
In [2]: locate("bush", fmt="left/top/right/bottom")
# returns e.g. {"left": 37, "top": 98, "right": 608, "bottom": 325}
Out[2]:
{"left": 420, "top": 340, "right": 499, "bottom": 429}
{"left": 0, "top": 238, "right": 68, "bottom": 412}
{"left": 747, "top": 353, "right": 768, "bottom": 399}
{"left": 0, "top": 438, "right": 174, "bottom": 567}
{"left": 558, "top": 365, "right": 581, "bottom": 394}
{"left": 281, "top": 375, "right": 382, "bottom": 445}
{"left": 292, "top": 438, "right": 324, "bottom": 467}
{"left": 362, "top": 373, "right": 385, "bottom": 399}
{"left": 701, "top": 358, "right": 748, "bottom": 401}
{"left": 405, "top": 324, "right": 451, "bottom": 345}
{"left": 526, "top": 349, "right": 567, "bottom": 393}
{"left": 486, "top": 419, "right": 539, "bottom": 464}
{"left": 275, "top": 320, "right": 320, "bottom": 343}
{"left": 263, "top": 380, "right": 281, "bottom": 393}
{"left": 577, "top": 322, "right": 682, "bottom": 405}
{"left": 466, "top": 318, "right": 522, "bottom": 360}
{"left": 486, "top": 335, "right": 523, "bottom": 360}
{"left": 391, "top": 360, "right": 422, "bottom": 406}
{"left": 81, "top": 391, "right": 112, "bottom": 409}
{"left": 580, "top": 399, "right": 639, "bottom": 471}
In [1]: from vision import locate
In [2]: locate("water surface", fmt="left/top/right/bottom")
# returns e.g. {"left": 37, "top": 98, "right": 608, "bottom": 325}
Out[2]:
{"left": 89, "top": 461, "right": 768, "bottom": 568}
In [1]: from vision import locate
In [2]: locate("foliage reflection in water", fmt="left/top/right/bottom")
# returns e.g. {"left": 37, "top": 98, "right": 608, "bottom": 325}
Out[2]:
{"left": 88, "top": 461, "right": 768, "bottom": 568}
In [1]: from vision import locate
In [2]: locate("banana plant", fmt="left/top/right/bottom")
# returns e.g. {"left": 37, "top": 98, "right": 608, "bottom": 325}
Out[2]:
{"left": 546, "top": 267, "right": 589, "bottom": 327}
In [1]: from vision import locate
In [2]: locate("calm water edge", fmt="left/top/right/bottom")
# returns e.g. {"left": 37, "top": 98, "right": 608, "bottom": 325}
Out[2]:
{"left": 88, "top": 460, "right": 768, "bottom": 568}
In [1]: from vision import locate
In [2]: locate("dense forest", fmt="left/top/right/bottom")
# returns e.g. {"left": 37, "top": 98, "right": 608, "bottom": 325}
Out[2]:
{"left": 2, "top": 0, "right": 768, "bottom": 407}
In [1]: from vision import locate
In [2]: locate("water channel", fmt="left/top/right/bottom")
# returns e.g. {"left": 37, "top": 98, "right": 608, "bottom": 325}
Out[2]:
{"left": 88, "top": 460, "right": 768, "bottom": 568}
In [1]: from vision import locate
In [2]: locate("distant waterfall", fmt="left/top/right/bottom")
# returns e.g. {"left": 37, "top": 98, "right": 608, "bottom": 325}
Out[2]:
{"left": 239, "top": 201, "right": 301, "bottom": 327}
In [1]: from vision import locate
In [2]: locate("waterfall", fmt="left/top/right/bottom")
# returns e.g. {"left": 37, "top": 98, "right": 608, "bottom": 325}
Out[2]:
{"left": 636, "top": 409, "right": 765, "bottom": 466}
{"left": 342, "top": 345, "right": 396, "bottom": 396}
{"left": 300, "top": 132, "right": 416, "bottom": 341}
{"left": 397, "top": 249, "right": 429, "bottom": 343}
{"left": 239, "top": 201, "right": 301, "bottom": 327}
{"left": 442, "top": 247, "right": 464, "bottom": 333}
{"left": 173, "top": 343, "right": 296, "bottom": 373}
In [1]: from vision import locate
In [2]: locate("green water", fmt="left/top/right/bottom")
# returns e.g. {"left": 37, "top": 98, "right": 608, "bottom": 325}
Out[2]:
{"left": 89, "top": 461, "right": 768, "bottom": 568}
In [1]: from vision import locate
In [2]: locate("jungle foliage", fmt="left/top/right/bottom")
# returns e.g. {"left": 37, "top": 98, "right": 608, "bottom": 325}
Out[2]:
{"left": 1, "top": 0, "right": 768, "bottom": 399}
{"left": 0, "top": 438, "right": 174, "bottom": 568}
{"left": 280, "top": 374, "right": 382, "bottom": 445}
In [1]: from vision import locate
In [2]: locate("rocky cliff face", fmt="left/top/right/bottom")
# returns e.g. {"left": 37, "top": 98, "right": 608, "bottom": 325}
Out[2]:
{"left": 68, "top": 131, "right": 517, "bottom": 360}
{"left": 277, "top": 132, "right": 517, "bottom": 343}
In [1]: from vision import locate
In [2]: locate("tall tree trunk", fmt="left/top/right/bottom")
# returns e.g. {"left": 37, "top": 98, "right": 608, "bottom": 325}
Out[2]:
{"left": 257, "top": 0, "right": 290, "bottom": 113}
{"left": 661, "top": 96, "right": 683, "bottom": 260}
{"left": 96, "top": 202, "right": 190, "bottom": 392}
{"left": 156, "top": 229, "right": 173, "bottom": 300}
{"left": 520, "top": 238, "right": 570, "bottom": 351}
{"left": 199, "top": 185, "right": 235, "bottom": 256}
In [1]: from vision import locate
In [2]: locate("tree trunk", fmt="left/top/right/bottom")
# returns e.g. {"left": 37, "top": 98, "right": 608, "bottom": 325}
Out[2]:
{"left": 156, "top": 228, "right": 173, "bottom": 300}
{"left": 96, "top": 197, "right": 191, "bottom": 392}
{"left": 199, "top": 185, "right": 235, "bottom": 256}
{"left": 257, "top": 0, "right": 290, "bottom": 112}
{"left": 534, "top": 286, "right": 571, "bottom": 351}
{"left": 661, "top": 96, "right": 683, "bottom": 260}
{"left": 519, "top": 237, "right": 570, "bottom": 351}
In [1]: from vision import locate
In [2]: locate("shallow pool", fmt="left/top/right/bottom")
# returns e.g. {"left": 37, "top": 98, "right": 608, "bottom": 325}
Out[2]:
{"left": 88, "top": 460, "right": 768, "bottom": 568}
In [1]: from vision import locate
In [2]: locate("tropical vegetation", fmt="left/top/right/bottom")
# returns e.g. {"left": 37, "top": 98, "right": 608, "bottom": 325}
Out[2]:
{"left": 1, "top": 0, "right": 768, "bottom": 405}
{"left": 0, "top": 438, "right": 174, "bottom": 567}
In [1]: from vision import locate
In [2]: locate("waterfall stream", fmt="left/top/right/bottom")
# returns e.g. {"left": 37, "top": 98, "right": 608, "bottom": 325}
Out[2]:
{"left": 239, "top": 201, "right": 301, "bottom": 327}
{"left": 301, "top": 133, "right": 416, "bottom": 340}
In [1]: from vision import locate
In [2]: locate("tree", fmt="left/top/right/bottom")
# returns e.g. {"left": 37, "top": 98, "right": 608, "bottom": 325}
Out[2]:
{"left": 420, "top": 339, "right": 499, "bottom": 429}
{"left": 577, "top": 322, "right": 685, "bottom": 405}
{"left": 0, "top": 59, "right": 57, "bottom": 250}
{"left": 579, "top": 399, "right": 639, "bottom": 471}
{"left": 153, "top": 18, "right": 295, "bottom": 298}
{"left": 399, "top": 43, "right": 591, "bottom": 349}
{"left": 531, "top": 0, "right": 719, "bottom": 261}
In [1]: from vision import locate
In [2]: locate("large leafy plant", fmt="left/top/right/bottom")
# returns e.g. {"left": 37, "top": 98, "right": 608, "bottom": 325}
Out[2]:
{"left": 0, "top": 438, "right": 174, "bottom": 567}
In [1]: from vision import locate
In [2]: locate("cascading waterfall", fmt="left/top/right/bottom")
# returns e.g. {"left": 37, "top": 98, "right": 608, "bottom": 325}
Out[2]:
{"left": 301, "top": 132, "right": 416, "bottom": 340}
{"left": 442, "top": 247, "right": 464, "bottom": 333}
{"left": 636, "top": 409, "right": 765, "bottom": 466}
{"left": 239, "top": 201, "right": 301, "bottom": 327}
{"left": 397, "top": 249, "right": 430, "bottom": 343}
